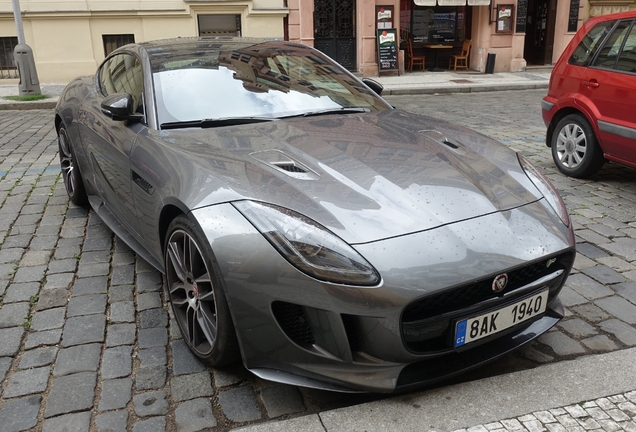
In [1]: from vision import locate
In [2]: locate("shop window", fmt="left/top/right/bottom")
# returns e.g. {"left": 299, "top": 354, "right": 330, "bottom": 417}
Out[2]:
{"left": 0, "top": 37, "right": 18, "bottom": 70}
{"left": 103, "top": 34, "right": 135, "bottom": 57}
{"left": 406, "top": 5, "right": 467, "bottom": 43}
{"left": 199, "top": 15, "right": 241, "bottom": 36}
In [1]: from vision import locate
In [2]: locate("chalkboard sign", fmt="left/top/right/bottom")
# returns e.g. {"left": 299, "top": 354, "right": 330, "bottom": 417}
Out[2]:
{"left": 568, "top": 0, "right": 580, "bottom": 32}
{"left": 516, "top": 0, "right": 527, "bottom": 33}
{"left": 377, "top": 29, "right": 398, "bottom": 72}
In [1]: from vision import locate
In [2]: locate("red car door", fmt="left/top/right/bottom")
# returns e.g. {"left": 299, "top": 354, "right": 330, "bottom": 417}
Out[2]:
{"left": 579, "top": 19, "right": 636, "bottom": 166}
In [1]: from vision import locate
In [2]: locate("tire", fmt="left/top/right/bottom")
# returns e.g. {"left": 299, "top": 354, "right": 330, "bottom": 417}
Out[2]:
{"left": 551, "top": 113, "right": 605, "bottom": 178}
{"left": 58, "top": 125, "right": 88, "bottom": 205}
{"left": 164, "top": 215, "right": 240, "bottom": 367}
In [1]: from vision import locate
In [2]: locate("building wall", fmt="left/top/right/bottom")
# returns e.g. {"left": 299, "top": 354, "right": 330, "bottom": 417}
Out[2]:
{"left": 288, "top": 0, "right": 400, "bottom": 76}
{"left": 0, "top": 0, "right": 287, "bottom": 81}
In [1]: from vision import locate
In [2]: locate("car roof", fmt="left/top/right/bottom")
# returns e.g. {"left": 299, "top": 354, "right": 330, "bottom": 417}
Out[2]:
{"left": 134, "top": 36, "right": 307, "bottom": 72}
{"left": 581, "top": 10, "right": 636, "bottom": 31}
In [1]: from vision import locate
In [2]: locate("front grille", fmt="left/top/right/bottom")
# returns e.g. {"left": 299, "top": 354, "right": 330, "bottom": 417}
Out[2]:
{"left": 401, "top": 251, "right": 574, "bottom": 353}
{"left": 271, "top": 301, "right": 315, "bottom": 346}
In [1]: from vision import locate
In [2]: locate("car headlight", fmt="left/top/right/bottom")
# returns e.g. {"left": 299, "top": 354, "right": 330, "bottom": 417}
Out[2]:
{"left": 518, "top": 154, "right": 570, "bottom": 226}
{"left": 233, "top": 200, "right": 380, "bottom": 286}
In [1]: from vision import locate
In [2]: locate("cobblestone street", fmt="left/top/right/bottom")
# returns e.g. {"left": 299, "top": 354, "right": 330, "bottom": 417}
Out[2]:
{"left": 0, "top": 89, "right": 635, "bottom": 431}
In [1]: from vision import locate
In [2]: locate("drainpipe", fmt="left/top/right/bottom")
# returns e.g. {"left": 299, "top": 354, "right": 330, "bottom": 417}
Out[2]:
{"left": 12, "top": 0, "right": 42, "bottom": 96}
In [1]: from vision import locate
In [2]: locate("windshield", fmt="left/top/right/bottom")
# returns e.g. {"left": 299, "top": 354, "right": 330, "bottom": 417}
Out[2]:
{"left": 150, "top": 41, "right": 390, "bottom": 126}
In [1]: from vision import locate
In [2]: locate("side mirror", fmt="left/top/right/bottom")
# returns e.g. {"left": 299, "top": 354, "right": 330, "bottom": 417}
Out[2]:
{"left": 362, "top": 78, "right": 384, "bottom": 96}
{"left": 101, "top": 93, "right": 144, "bottom": 122}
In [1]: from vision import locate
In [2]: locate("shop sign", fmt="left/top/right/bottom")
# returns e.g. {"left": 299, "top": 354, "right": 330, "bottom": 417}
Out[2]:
{"left": 496, "top": 4, "right": 514, "bottom": 33}
{"left": 377, "top": 29, "right": 398, "bottom": 73}
{"left": 568, "top": 0, "right": 580, "bottom": 32}
{"left": 437, "top": 0, "right": 467, "bottom": 5}
{"left": 516, "top": 0, "right": 527, "bottom": 33}
{"left": 415, "top": 0, "right": 491, "bottom": 4}
{"left": 377, "top": 5, "right": 394, "bottom": 29}
{"left": 413, "top": 0, "right": 437, "bottom": 6}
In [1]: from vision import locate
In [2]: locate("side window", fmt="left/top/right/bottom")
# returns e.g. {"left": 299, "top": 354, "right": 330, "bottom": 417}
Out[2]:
{"left": 569, "top": 21, "right": 615, "bottom": 66}
{"left": 592, "top": 20, "right": 632, "bottom": 70}
{"left": 616, "top": 21, "right": 636, "bottom": 73}
{"left": 99, "top": 53, "right": 144, "bottom": 113}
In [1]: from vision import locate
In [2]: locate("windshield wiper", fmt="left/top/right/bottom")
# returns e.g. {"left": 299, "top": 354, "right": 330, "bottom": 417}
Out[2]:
{"left": 283, "top": 107, "right": 371, "bottom": 119}
{"left": 161, "top": 116, "right": 275, "bottom": 130}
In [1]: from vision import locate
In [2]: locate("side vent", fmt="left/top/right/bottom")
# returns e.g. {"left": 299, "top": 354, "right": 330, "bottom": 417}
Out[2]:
{"left": 132, "top": 171, "right": 154, "bottom": 195}
{"left": 272, "top": 301, "right": 315, "bottom": 347}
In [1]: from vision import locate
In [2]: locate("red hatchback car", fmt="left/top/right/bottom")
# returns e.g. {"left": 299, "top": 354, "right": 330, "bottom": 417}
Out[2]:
{"left": 542, "top": 11, "right": 636, "bottom": 178}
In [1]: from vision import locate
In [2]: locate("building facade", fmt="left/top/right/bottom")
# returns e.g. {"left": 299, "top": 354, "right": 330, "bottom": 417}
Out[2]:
{"left": 2, "top": 0, "right": 636, "bottom": 82}
{"left": 0, "top": 0, "right": 288, "bottom": 81}
{"left": 289, "top": 0, "right": 636, "bottom": 74}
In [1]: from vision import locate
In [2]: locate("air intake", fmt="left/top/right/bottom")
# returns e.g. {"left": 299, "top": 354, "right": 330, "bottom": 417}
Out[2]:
{"left": 272, "top": 161, "right": 307, "bottom": 173}
{"left": 272, "top": 301, "right": 315, "bottom": 347}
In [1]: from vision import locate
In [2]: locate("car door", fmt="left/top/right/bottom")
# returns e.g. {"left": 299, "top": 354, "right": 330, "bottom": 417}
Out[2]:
{"left": 79, "top": 52, "right": 147, "bottom": 234}
{"left": 580, "top": 19, "right": 636, "bottom": 165}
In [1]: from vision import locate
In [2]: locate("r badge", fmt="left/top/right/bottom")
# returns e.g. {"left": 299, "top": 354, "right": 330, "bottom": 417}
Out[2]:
{"left": 492, "top": 274, "right": 508, "bottom": 293}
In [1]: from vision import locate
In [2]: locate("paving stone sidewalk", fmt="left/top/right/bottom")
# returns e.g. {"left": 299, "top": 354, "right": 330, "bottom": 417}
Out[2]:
{"left": 453, "top": 391, "right": 636, "bottom": 432}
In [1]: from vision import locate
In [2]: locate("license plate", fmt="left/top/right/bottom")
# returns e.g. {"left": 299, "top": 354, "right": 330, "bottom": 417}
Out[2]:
{"left": 454, "top": 289, "right": 549, "bottom": 348}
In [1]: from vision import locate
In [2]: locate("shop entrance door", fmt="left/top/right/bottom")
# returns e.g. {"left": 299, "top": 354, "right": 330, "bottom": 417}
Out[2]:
{"left": 523, "top": 0, "right": 557, "bottom": 65}
{"left": 313, "top": 0, "right": 356, "bottom": 70}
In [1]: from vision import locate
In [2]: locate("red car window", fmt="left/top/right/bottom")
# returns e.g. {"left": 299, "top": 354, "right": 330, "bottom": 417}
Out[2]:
{"left": 592, "top": 20, "right": 632, "bottom": 70}
{"left": 569, "top": 21, "right": 615, "bottom": 66}
{"left": 617, "top": 22, "right": 636, "bottom": 72}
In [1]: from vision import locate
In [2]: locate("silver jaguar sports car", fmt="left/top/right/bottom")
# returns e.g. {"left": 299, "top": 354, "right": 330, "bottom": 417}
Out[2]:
{"left": 55, "top": 37, "right": 575, "bottom": 393}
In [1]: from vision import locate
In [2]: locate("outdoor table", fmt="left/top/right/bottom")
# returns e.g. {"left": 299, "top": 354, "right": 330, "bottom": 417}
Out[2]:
{"left": 424, "top": 44, "right": 453, "bottom": 72}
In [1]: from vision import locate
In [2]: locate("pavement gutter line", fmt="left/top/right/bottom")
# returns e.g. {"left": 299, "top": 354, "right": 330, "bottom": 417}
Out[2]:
{"left": 317, "top": 347, "right": 636, "bottom": 432}
{"left": 235, "top": 347, "right": 636, "bottom": 432}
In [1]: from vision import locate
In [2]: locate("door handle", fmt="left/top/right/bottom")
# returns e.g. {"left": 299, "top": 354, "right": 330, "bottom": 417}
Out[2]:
{"left": 583, "top": 80, "right": 600, "bottom": 88}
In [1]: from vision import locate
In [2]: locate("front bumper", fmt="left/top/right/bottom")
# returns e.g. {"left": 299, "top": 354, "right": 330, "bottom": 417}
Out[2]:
{"left": 192, "top": 199, "right": 575, "bottom": 392}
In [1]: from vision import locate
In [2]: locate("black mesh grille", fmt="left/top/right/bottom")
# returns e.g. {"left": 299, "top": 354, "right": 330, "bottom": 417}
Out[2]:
{"left": 272, "top": 301, "right": 315, "bottom": 346}
{"left": 403, "top": 253, "right": 573, "bottom": 323}
{"left": 273, "top": 163, "right": 307, "bottom": 173}
{"left": 401, "top": 251, "right": 575, "bottom": 353}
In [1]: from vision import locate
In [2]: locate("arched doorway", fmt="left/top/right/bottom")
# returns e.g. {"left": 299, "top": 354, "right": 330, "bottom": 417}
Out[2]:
{"left": 313, "top": 0, "right": 356, "bottom": 70}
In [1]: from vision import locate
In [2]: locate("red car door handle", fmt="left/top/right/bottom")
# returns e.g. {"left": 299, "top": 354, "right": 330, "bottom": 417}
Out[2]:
{"left": 583, "top": 80, "right": 600, "bottom": 88}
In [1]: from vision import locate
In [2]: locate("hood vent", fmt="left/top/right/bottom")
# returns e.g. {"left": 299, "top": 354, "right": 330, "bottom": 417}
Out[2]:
{"left": 272, "top": 161, "right": 308, "bottom": 173}
{"left": 250, "top": 150, "right": 320, "bottom": 180}
{"left": 419, "top": 130, "right": 466, "bottom": 155}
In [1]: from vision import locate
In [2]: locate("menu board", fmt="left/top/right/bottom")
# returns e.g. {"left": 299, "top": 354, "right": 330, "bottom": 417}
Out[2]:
{"left": 377, "top": 5, "right": 393, "bottom": 29}
{"left": 496, "top": 5, "right": 514, "bottom": 34}
{"left": 568, "top": 0, "right": 580, "bottom": 32}
{"left": 377, "top": 29, "right": 398, "bottom": 72}
{"left": 516, "top": 0, "right": 527, "bottom": 33}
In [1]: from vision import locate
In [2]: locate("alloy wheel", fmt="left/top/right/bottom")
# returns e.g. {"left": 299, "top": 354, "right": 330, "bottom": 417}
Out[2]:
{"left": 166, "top": 229, "right": 218, "bottom": 355}
{"left": 555, "top": 122, "right": 587, "bottom": 169}
{"left": 58, "top": 129, "right": 77, "bottom": 197}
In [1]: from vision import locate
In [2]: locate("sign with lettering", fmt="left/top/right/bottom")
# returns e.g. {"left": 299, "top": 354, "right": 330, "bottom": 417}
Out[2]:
{"left": 377, "top": 5, "right": 393, "bottom": 29}
{"left": 377, "top": 29, "right": 398, "bottom": 72}
{"left": 568, "top": 0, "right": 580, "bottom": 32}
{"left": 516, "top": 0, "right": 527, "bottom": 33}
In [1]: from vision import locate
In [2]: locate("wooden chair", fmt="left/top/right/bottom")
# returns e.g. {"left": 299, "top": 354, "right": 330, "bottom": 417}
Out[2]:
{"left": 406, "top": 39, "right": 425, "bottom": 72}
{"left": 449, "top": 39, "right": 471, "bottom": 71}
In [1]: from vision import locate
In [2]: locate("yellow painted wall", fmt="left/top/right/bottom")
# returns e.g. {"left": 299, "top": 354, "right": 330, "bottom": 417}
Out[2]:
{"left": 0, "top": 0, "right": 287, "bottom": 81}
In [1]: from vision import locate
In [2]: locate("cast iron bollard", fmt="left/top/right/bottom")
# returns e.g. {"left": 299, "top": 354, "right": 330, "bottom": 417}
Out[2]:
{"left": 13, "top": 43, "right": 41, "bottom": 96}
